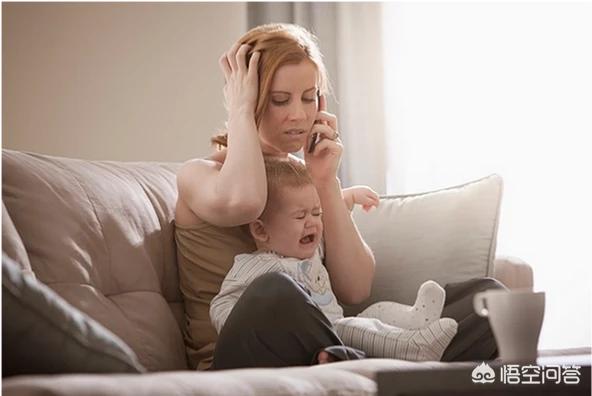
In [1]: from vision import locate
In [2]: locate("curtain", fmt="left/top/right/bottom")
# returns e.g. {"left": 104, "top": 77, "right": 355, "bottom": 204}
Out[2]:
{"left": 247, "top": 3, "right": 386, "bottom": 192}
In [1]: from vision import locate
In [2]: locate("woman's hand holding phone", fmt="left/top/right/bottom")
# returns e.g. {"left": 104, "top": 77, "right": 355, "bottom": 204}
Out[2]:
{"left": 305, "top": 94, "right": 343, "bottom": 186}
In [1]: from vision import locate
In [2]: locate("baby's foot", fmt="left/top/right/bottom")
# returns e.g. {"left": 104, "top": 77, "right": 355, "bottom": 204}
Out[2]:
{"left": 413, "top": 280, "right": 446, "bottom": 327}
{"left": 317, "top": 351, "right": 338, "bottom": 364}
{"left": 358, "top": 280, "right": 446, "bottom": 329}
{"left": 313, "top": 345, "right": 367, "bottom": 365}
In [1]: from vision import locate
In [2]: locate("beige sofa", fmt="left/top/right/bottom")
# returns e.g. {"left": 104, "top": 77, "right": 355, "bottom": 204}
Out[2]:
{"left": 2, "top": 149, "right": 534, "bottom": 396}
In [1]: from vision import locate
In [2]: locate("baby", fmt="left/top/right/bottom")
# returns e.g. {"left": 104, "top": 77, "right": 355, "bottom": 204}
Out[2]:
{"left": 210, "top": 158, "right": 457, "bottom": 362}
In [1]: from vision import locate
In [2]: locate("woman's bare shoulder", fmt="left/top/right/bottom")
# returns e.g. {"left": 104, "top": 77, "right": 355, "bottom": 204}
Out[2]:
{"left": 178, "top": 149, "right": 227, "bottom": 175}
{"left": 175, "top": 150, "right": 227, "bottom": 226}
{"left": 208, "top": 149, "right": 228, "bottom": 164}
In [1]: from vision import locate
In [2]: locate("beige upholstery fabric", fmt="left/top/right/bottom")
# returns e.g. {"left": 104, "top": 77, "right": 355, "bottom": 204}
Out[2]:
{"left": 346, "top": 175, "right": 503, "bottom": 316}
{"left": 3, "top": 254, "right": 145, "bottom": 375}
{"left": 2, "top": 202, "right": 33, "bottom": 276}
{"left": 2, "top": 366, "right": 376, "bottom": 396}
{"left": 2, "top": 150, "right": 186, "bottom": 371}
{"left": 4, "top": 350, "right": 586, "bottom": 396}
{"left": 493, "top": 255, "right": 534, "bottom": 290}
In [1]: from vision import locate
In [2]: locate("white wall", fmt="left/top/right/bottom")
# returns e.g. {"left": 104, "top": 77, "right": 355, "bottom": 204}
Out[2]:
{"left": 3, "top": 3, "right": 246, "bottom": 161}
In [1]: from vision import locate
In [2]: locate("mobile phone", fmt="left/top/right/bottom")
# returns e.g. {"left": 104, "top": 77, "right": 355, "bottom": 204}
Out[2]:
{"left": 308, "top": 93, "right": 322, "bottom": 153}
{"left": 308, "top": 133, "right": 319, "bottom": 154}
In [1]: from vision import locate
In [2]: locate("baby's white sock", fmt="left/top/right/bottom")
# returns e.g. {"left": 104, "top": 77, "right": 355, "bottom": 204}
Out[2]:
{"left": 357, "top": 280, "right": 446, "bottom": 329}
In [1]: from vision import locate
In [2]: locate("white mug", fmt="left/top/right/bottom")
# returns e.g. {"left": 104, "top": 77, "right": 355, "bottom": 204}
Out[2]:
{"left": 473, "top": 289, "right": 545, "bottom": 362}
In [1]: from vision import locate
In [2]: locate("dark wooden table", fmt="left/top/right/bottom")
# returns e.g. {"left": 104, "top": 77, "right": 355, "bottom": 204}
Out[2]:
{"left": 377, "top": 348, "right": 591, "bottom": 396}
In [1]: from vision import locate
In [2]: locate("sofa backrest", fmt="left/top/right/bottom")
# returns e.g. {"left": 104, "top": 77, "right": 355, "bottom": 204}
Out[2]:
{"left": 2, "top": 149, "right": 187, "bottom": 371}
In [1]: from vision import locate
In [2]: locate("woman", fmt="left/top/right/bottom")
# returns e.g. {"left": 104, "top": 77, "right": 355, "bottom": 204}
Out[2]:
{"left": 175, "top": 23, "right": 504, "bottom": 370}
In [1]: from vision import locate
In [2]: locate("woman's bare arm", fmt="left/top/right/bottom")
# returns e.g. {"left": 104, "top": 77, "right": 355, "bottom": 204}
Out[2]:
{"left": 176, "top": 125, "right": 265, "bottom": 226}
{"left": 318, "top": 179, "right": 375, "bottom": 305}
{"left": 304, "top": 95, "right": 375, "bottom": 305}
{"left": 176, "top": 44, "right": 266, "bottom": 227}
{"left": 342, "top": 187, "right": 356, "bottom": 212}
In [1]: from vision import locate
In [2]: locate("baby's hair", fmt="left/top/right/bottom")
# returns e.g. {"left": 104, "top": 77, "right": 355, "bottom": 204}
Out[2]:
{"left": 261, "top": 157, "right": 313, "bottom": 218}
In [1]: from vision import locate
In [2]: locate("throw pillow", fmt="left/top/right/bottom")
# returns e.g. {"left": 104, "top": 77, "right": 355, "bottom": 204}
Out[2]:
{"left": 2, "top": 254, "right": 146, "bottom": 376}
{"left": 344, "top": 174, "right": 503, "bottom": 316}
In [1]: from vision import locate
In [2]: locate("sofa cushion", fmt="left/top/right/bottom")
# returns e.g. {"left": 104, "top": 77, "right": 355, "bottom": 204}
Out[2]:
{"left": 2, "top": 149, "right": 186, "bottom": 371}
{"left": 2, "top": 201, "right": 33, "bottom": 276}
{"left": 2, "top": 254, "right": 145, "bottom": 376}
{"left": 345, "top": 174, "right": 502, "bottom": 316}
{"left": 1, "top": 365, "right": 376, "bottom": 396}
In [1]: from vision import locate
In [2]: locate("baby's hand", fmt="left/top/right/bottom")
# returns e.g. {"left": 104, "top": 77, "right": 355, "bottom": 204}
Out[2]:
{"left": 343, "top": 186, "right": 380, "bottom": 212}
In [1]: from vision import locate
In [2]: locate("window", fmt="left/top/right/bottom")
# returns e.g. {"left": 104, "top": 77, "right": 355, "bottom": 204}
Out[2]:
{"left": 382, "top": 2, "right": 592, "bottom": 349}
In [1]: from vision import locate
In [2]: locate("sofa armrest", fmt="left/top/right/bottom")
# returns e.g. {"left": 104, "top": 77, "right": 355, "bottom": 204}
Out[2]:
{"left": 492, "top": 255, "right": 534, "bottom": 291}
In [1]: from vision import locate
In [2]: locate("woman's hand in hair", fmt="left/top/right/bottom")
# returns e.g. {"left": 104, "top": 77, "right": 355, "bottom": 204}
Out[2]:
{"left": 304, "top": 94, "right": 343, "bottom": 185}
{"left": 219, "top": 42, "right": 260, "bottom": 118}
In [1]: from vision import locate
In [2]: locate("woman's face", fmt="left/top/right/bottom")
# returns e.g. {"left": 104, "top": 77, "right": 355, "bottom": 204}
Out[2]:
{"left": 258, "top": 60, "right": 319, "bottom": 156}
{"left": 261, "top": 184, "right": 323, "bottom": 260}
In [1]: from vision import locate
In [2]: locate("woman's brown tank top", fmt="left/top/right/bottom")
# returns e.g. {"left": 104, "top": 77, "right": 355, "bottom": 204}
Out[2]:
{"left": 175, "top": 217, "right": 256, "bottom": 370}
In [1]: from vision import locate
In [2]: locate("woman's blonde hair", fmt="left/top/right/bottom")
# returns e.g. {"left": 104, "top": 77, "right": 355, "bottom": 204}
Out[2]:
{"left": 211, "top": 23, "right": 330, "bottom": 149}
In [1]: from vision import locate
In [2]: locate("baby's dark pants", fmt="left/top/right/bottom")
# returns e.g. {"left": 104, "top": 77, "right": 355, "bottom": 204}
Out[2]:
{"left": 211, "top": 272, "right": 506, "bottom": 369}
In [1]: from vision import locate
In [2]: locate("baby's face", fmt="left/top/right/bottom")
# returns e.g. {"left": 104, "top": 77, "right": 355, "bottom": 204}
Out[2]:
{"left": 262, "top": 184, "right": 323, "bottom": 259}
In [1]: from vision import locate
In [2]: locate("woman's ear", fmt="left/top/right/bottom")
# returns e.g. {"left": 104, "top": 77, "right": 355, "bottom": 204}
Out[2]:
{"left": 249, "top": 219, "right": 269, "bottom": 243}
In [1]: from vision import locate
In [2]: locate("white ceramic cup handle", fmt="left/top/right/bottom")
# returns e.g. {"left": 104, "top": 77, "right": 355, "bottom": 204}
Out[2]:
{"left": 473, "top": 292, "right": 489, "bottom": 317}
